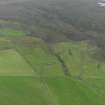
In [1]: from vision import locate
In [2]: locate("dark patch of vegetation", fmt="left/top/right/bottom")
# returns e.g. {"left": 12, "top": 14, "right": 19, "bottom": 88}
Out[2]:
{"left": 54, "top": 53, "right": 70, "bottom": 76}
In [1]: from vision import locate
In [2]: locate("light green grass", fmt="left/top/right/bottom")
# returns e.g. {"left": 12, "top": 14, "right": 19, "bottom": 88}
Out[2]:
{"left": 10, "top": 37, "right": 65, "bottom": 77}
{"left": 16, "top": 47, "right": 65, "bottom": 77}
{"left": 0, "top": 49, "right": 35, "bottom": 76}
{"left": 0, "top": 19, "right": 24, "bottom": 37}
{"left": 0, "top": 36, "right": 104, "bottom": 105}
{"left": 53, "top": 41, "right": 105, "bottom": 78}
{"left": 0, "top": 29, "right": 25, "bottom": 37}
{"left": 53, "top": 41, "right": 105, "bottom": 103}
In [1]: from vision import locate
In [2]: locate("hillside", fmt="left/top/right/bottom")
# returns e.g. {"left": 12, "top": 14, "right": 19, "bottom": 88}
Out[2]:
{"left": 0, "top": 32, "right": 105, "bottom": 105}
{"left": 0, "top": 0, "right": 105, "bottom": 105}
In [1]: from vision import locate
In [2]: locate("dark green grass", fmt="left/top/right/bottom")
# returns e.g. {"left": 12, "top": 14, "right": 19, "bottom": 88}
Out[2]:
{"left": 0, "top": 77, "right": 104, "bottom": 105}
{"left": 84, "top": 78, "right": 105, "bottom": 97}
{"left": 0, "top": 77, "right": 52, "bottom": 105}
{"left": 45, "top": 77, "right": 105, "bottom": 105}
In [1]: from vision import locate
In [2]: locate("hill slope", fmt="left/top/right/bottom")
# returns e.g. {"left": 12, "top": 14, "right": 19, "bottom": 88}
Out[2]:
{"left": 0, "top": 0, "right": 105, "bottom": 105}
{"left": 0, "top": 32, "right": 103, "bottom": 104}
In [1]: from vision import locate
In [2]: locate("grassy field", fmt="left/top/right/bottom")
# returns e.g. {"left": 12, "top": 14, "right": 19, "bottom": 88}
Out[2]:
{"left": 52, "top": 41, "right": 105, "bottom": 103}
{"left": 0, "top": 19, "right": 25, "bottom": 37}
{"left": 0, "top": 29, "right": 25, "bottom": 37}
{"left": 10, "top": 38, "right": 105, "bottom": 105}
{"left": 0, "top": 49, "right": 34, "bottom": 76}
{"left": 0, "top": 77, "right": 104, "bottom": 105}
{"left": 53, "top": 41, "right": 105, "bottom": 78}
{"left": 83, "top": 77, "right": 105, "bottom": 98}
{"left": 0, "top": 77, "right": 53, "bottom": 105}
{"left": 14, "top": 38, "right": 65, "bottom": 77}
{"left": 45, "top": 77, "right": 105, "bottom": 105}
{"left": 0, "top": 24, "right": 104, "bottom": 105}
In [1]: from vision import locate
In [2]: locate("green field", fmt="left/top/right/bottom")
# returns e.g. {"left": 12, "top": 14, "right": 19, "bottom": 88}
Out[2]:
{"left": 0, "top": 37, "right": 104, "bottom": 105}
{"left": 53, "top": 41, "right": 105, "bottom": 78}
{"left": 52, "top": 41, "right": 105, "bottom": 103}
{"left": 0, "top": 49, "right": 34, "bottom": 76}
{"left": 0, "top": 29, "right": 25, "bottom": 37}
{"left": 0, "top": 76, "right": 104, "bottom": 105}
{"left": 0, "top": 77, "right": 51, "bottom": 105}
{"left": 0, "top": 20, "right": 105, "bottom": 105}
{"left": 45, "top": 77, "right": 105, "bottom": 105}
{"left": 1, "top": 0, "right": 105, "bottom": 104}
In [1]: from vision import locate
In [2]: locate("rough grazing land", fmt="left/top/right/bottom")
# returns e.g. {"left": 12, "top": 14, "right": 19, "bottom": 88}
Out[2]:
{"left": 0, "top": 49, "right": 34, "bottom": 76}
